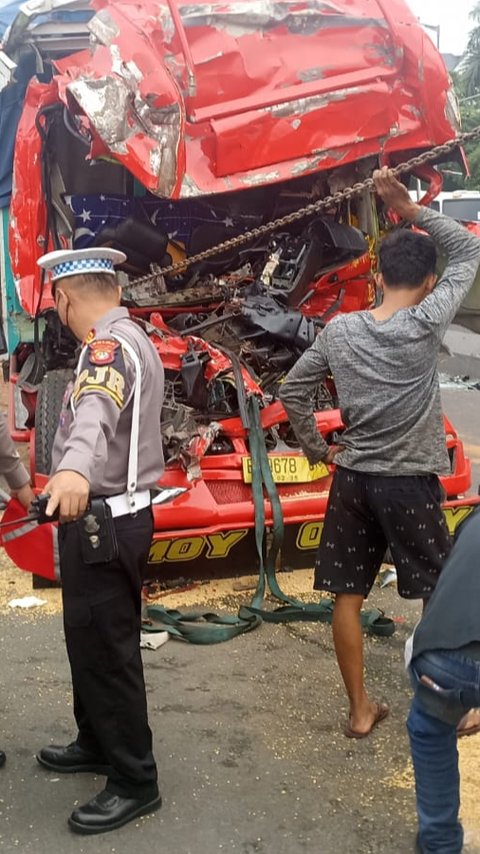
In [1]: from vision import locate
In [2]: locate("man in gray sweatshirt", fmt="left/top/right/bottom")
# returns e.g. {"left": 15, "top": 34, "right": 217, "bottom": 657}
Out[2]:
{"left": 279, "top": 168, "right": 480, "bottom": 739}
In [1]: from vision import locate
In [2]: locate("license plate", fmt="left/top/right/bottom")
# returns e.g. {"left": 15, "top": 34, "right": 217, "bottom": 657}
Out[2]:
{"left": 242, "top": 455, "right": 329, "bottom": 484}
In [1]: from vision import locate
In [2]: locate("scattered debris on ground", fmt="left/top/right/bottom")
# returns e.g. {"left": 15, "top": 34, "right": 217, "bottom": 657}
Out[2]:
{"left": 8, "top": 596, "right": 47, "bottom": 609}
{"left": 439, "top": 373, "right": 480, "bottom": 391}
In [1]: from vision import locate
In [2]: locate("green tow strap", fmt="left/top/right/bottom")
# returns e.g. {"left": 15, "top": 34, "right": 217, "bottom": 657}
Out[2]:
{"left": 239, "top": 396, "right": 339, "bottom": 624}
{"left": 143, "top": 396, "right": 395, "bottom": 643}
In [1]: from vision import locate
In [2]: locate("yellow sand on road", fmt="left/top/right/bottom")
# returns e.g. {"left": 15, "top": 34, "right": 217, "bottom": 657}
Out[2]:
{"left": 1, "top": 555, "right": 479, "bottom": 846}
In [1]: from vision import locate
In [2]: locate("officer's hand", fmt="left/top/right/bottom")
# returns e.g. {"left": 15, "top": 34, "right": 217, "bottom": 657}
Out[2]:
{"left": 11, "top": 482, "right": 35, "bottom": 510}
{"left": 44, "top": 471, "right": 90, "bottom": 522}
{"left": 323, "top": 444, "right": 345, "bottom": 465}
{"left": 372, "top": 167, "right": 420, "bottom": 221}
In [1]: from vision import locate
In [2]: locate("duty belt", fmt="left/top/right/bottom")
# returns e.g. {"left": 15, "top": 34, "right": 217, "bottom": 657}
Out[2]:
{"left": 105, "top": 490, "right": 151, "bottom": 518}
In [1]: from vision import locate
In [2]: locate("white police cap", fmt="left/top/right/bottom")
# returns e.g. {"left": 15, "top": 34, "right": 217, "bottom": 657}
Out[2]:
{"left": 37, "top": 247, "right": 126, "bottom": 282}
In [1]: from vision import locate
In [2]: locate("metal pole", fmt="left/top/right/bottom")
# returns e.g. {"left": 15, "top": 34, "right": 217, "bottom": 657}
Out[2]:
{"left": 421, "top": 22, "right": 441, "bottom": 49}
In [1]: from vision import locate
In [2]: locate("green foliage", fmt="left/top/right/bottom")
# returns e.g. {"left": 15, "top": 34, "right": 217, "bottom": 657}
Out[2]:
{"left": 448, "top": 25, "right": 480, "bottom": 189}
{"left": 461, "top": 2, "right": 480, "bottom": 95}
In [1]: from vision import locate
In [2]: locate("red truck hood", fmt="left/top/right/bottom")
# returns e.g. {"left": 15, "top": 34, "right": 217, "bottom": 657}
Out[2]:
{"left": 52, "top": 0, "right": 459, "bottom": 197}
{"left": 8, "top": 0, "right": 460, "bottom": 315}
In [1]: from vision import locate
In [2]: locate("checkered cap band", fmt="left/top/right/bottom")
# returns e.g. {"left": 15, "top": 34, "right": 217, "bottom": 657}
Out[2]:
{"left": 52, "top": 258, "right": 115, "bottom": 279}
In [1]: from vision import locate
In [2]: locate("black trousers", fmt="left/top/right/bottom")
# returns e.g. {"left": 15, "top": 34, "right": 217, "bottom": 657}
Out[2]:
{"left": 314, "top": 467, "right": 452, "bottom": 599}
{"left": 59, "top": 507, "right": 158, "bottom": 799}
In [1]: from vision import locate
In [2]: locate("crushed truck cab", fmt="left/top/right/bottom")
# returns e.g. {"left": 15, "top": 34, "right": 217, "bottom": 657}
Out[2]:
{"left": 0, "top": 0, "right": 477, "bottom": 580}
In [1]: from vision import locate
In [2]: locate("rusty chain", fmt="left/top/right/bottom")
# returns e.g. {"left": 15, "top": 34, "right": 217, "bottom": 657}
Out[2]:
{"left": 130, "top": 126, "right": 480, "bottom": 285}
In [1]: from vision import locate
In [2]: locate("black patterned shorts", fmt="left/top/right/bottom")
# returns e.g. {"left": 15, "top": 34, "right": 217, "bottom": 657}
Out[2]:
{"left": 314, "top": 466, "right": 452, "bottom": 599}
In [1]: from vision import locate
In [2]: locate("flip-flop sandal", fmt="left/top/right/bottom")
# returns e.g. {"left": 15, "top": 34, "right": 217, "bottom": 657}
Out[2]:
{"left": 360, "top": 608, "right": 395, "bottom": 638}
{"left": 344, "top": 702, "right": 390, "bottom": 739}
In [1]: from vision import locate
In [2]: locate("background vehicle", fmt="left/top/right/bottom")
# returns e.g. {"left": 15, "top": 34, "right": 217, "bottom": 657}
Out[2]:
{"left": 410, "top": 188, "right": 480, "bottom": 220}
{"left": 430, "top": 191, "right": 480, "bottom": 220}
{"left": 0, "top": 0, "right": 477, "bottom": 579}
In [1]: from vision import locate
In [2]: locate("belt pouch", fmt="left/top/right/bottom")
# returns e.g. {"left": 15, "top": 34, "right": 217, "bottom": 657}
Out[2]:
{"left": 77, "top": 498, "right": 119, "bottom": 564}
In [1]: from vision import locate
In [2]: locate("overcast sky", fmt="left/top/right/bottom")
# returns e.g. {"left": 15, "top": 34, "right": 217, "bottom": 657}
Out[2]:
{"left": 407, "top": 0, "right": 475, "bottom": 55}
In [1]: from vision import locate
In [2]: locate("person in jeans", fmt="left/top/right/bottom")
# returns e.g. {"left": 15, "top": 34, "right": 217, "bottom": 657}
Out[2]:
{"left": 406, "top": 508, "right": 480, "bottom": 853}
{"left": 279, "top": 168, "right": 480, "bottom": 738}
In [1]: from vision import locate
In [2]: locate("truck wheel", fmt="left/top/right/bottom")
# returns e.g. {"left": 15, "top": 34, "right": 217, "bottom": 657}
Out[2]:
{"left": 34, "top": 369, "right": 73, "bottom": 475}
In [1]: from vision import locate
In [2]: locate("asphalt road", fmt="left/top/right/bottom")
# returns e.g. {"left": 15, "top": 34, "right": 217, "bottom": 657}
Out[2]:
{"left": 0, "top": 590, "right": 422, "bottom": 854}
{"left": 0, "top": 384, "right": 479, "bottom": 854}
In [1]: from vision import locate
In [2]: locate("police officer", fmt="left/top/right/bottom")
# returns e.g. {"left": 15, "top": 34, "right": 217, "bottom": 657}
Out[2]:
{"left": 35, "top": 248, "right": 164, "bottom": 834}
{"left": 0, "top": 411, "right": 35, "bottom": 767}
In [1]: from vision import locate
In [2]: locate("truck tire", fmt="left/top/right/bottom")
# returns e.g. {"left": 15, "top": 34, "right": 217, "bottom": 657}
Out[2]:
{"left": 34, "top": 369, "right": 73, "bottom": 475}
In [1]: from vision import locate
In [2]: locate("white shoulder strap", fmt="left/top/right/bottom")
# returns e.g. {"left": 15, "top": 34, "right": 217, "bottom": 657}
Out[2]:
{"left": 110, "top": 333, "right": 142, "bottom": 511}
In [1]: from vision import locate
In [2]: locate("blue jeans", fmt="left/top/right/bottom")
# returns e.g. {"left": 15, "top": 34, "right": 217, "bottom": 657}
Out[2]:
{"left": 408, "top": 650, "right": 480, "bottom": 853}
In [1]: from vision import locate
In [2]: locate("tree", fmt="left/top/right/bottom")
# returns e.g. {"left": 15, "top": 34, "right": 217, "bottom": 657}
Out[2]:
{"left": 442, "top": 25, "right": 480, "bottom": 190}
{"left": 429, "top": 71, "right": 480, "bottom": 191}
{"left": 460, "top": 2, "right": 480, "bottom": 96}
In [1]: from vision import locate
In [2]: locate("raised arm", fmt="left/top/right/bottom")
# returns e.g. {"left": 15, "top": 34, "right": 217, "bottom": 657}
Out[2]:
{"left": 374, "top": 168, "right": 480, "bottom": 333}
{"left": 413, "top": 207, "right": 480, "bottom": 330}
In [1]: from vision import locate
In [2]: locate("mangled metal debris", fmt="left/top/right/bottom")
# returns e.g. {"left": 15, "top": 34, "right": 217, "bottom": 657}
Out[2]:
{"left": 1, "top": 0, "right": 475, "bottom": 579}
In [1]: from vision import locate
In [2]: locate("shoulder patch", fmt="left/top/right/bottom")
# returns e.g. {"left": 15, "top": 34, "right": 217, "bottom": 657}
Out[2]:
{"left": 88, "top": 339, "right": 119, "bottom": 366}
{"left": 73, "top": 338, "right": 127, "bottom": 409}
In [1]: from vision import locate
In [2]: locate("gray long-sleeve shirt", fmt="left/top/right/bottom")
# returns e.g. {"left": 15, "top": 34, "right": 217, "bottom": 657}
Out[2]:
{"left": 279, "top": 208, "right": 480, "bottom": 475}
{"left": 51, "top": 307, "right": 165, "bottom": 494}
{"left": 0, "top": 411, "right": 29, "bottom": 489}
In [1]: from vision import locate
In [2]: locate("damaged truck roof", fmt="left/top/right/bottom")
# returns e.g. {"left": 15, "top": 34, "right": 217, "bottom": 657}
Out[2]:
{"left": 3, "top": 0, "right": 459, "bottom": 197}
{"left": 2, "top": 0, "right": 461, "bottom": 317}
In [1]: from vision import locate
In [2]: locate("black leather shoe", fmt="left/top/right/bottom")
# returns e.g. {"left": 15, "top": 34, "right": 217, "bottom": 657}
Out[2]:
{"left": 68, "top": 788, "right": 162, "bottom": 835}
{"left": 0, "top": 750, "right": 5, "bottom": 768}
{"left": 36, "top": 742, "right": 111, "bottom": 775}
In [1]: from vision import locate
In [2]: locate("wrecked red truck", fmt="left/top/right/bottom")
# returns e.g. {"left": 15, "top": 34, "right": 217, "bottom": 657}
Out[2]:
{"left": 0, "top": 0, "right": 477, "bottom": 580}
